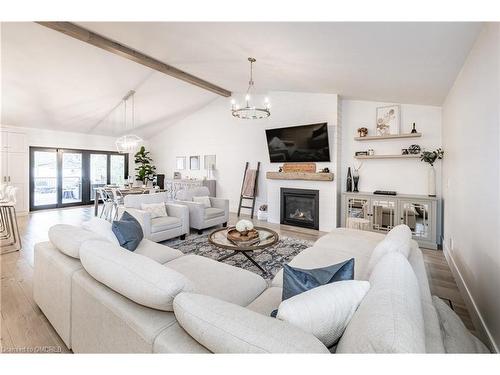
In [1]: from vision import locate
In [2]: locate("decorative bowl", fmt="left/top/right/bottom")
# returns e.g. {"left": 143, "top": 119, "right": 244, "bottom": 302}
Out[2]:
{"left": 227, "top": 227, "right": 259, "bottom": 242}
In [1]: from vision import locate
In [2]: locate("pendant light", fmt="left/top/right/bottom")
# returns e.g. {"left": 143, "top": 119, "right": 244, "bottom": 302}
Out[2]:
{"left": 116, "top": 90, "right": 143, "bottom": 153}
{"left": 231, "top": 57, "right": 270, "bottom": 119}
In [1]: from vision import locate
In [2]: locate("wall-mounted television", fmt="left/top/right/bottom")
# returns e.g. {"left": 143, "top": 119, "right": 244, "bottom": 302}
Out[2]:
{"left": 265, "top": 122, "right": 331, "bottom": 163}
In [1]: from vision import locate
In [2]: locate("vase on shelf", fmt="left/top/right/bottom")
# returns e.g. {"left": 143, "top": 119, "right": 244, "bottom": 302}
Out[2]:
{"left": 428, "top": 165, "right": 436, "bottom": 197}
{"left": 352, "top": 170, "right": 360, "bottom": 193}
{"left": 346, "top": 167, "right": 353, "bottom": 192}
{"left": 411, "top": 122, "right": 417, "bottom": 134}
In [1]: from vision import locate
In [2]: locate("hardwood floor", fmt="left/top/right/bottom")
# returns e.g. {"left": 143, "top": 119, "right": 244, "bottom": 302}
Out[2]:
{"left": 0, "top": 206, "right": 476, "bottom": 353}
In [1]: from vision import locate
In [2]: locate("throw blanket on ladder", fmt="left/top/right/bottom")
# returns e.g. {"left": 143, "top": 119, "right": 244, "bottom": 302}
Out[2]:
{"left": 242, "top": 169, "right": 257, "bottom": 197}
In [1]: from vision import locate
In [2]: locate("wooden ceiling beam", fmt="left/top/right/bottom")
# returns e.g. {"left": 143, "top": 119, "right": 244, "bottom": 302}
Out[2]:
{"left": 36, "top": 22, "right": 232, "bottom": 97}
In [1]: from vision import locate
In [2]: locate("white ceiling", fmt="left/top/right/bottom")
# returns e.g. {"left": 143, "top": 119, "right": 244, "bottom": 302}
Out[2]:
{"left": 1, "top": 22, "right": 482, "bottom": 137}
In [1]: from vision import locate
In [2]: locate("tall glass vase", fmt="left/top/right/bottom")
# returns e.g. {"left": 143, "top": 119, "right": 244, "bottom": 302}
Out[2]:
{"left": 428, "top": 165, "right": 436, "bottom": 197}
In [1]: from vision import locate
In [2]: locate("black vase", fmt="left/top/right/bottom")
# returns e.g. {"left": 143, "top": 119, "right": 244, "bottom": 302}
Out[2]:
{"left": 353, "top": 175, "right": 359, "bottom": 193}
{"left": 346, "top": 167, "right": 353, "bottom": 192}
{"left": 411, "top": 122, "right": 417, "bottom": 134}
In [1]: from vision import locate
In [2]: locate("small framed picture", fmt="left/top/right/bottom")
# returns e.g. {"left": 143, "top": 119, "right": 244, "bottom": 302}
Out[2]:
{"left": 204, "top": 155, "right": 216, "bottom": 170}
{"left": 176, "top": 156, "right": 186, "bottom": 170}
{"left": 190, "top": 156, "right": 200, "bottom": 170}
{"left": 376, "top": 105, "right": 400, "bottom": 136}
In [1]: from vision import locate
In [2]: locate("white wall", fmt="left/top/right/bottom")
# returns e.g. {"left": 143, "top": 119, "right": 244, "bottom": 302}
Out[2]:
{"left": 340, "top": 100, "right": 442, "bottom": 196}
{"left": 148, "top": 91, "right": 339, "bottom": 228}
{"left": 441, "top": 23, "right": 500, "bottom": 351}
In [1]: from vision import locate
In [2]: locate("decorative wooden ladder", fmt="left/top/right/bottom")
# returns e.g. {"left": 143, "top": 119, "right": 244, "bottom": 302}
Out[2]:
{"left": 237, "top": 162, "right": 260, "bottom": 219}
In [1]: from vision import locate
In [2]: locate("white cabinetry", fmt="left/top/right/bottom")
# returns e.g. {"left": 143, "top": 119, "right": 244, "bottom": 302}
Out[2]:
{"left": 0, "top": 130, "right": 28, "bottom": 213}
{"left": 341, "top": 192, "right": 440, "bottom": 249}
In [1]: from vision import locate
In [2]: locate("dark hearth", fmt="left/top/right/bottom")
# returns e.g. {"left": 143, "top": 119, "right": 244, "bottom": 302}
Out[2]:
{"left": 280, "top": 188, "right": 319, "bottom": 230}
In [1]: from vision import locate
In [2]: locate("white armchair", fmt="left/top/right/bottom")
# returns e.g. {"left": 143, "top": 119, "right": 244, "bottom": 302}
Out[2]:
{"left": 118, "top": 192, "right": 189, "bottom": 242}
{"left": 175, "top": 187, "right": 229, "bottom": 234}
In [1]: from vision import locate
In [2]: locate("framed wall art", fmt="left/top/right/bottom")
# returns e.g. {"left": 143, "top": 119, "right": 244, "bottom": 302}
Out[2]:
{"left": 176, "top": 156, "right": 186, "bottom": 170}
{"left": 375, "top": 105, "right": 400, "bottom": 136}
{"left": 190, "top": 155, "right": 200, "bottom": 170}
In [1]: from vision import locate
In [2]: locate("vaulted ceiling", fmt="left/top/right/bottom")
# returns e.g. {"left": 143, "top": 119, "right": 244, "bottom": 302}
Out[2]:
{"left": 1, "top": 22, "right": 482, "bottom": 138}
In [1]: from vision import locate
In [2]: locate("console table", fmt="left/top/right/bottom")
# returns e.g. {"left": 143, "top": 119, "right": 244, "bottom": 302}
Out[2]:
{"left": 164, "top": 179, "right": 216, "bottom": 200}
{"left": 341, "top": 192, "right": 441, "bottom": 249}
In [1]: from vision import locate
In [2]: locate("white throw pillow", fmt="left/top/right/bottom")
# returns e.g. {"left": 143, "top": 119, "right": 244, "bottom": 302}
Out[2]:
{"left": 141, "top": 202, "right": 168, "bottom": 218}
{"left": 82, "top": 217, "right": 120, "bottom": 246}
{"left": 366, "top": 224, "right": 411, "bottom": 277}
{"left": 193, "top": 196, "right": 211, "bottom": 208}
{"left": 276, "top": 280, "right": 370, "bottom": 347}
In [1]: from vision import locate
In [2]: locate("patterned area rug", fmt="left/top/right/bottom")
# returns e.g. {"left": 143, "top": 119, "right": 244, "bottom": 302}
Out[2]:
{"left": 163, "top": 233, "right": 313, "bottom": 280}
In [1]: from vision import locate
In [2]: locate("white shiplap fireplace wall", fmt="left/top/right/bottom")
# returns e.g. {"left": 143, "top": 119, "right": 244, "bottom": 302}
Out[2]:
{"left": 148, "top": 91, "right": 340, "bottom": 230}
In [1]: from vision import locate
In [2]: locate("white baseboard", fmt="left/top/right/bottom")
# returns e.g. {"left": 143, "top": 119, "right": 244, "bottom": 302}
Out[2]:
{"left": 443, "top": 243, "right": 498, "bottom": 353}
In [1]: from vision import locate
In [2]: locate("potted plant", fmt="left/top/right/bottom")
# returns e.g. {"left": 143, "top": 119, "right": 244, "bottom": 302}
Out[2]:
{"left": 420, "top": 148, "right": 444, "bottom": 197}
{"left": 134, "top": 146, "right": 156, "bottom": 186}
{"left": 257, "top": 204, "right": 268, "bottom": 221}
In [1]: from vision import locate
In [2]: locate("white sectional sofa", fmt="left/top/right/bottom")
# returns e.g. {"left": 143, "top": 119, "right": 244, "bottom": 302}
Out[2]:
{"left": 33, "top": 224, "right": 489, "bottom": 353}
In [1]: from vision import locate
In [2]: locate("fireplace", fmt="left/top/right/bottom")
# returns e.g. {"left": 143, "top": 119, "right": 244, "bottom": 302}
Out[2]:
{"left": 280, "top": 188, "right": 319, "bottom": 230}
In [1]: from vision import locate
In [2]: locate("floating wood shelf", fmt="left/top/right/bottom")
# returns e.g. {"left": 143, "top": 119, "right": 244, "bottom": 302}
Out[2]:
{"left": 354, "top": 154, "right": 421, "bottom": 160}
{"left": 266, "top": 172, "right": 334, "bottom": 181}
{"left": 354, "top": 133, "right": 422, "bottom": 141}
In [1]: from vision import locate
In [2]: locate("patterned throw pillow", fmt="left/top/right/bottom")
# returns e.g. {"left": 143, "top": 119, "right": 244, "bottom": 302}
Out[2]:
{"left": 193, "top": 196, "right": 211, "bottom": 208}
{"left": 141, "top": 202, "right": 168, "bottom": 218}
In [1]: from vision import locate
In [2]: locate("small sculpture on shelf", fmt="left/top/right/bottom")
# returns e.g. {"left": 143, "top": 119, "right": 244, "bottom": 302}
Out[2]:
{"left": 408, "top": 144, "right": 421, "bottom": 155}
{"left": 411, "top": 122, "right": 418, "bottom": 134}
{"left": 352, "top": 162, "right": 363, "bottom": 193}
{"left": 357, "top": 127, "right": 368, "bottom": 137}
{"left": 319, "top": 167, "right": 330, "bottom": 173}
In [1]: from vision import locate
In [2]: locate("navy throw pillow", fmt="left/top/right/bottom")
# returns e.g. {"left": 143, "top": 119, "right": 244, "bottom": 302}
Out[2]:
{"left": 270, "top": 258, "right": 355, "bottom": 317}
{"left": 112, "top": 211, "right": 143, "bottom": 251}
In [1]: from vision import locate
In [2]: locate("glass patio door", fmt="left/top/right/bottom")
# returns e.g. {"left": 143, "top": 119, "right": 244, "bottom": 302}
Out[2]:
{"left": 90, "top": 154, "right": 108, "bottom": 200}
{"left": 61, "top": 151, "right": 83, "bottom": 205}
{"left": 32, "top": 149, "right": 58, "bottom": 209}
{"left": 30, "top": 147, "right": 128, "bottom": 211}
{"left": 110, "top": 154, "right": 126, "bottom": 186}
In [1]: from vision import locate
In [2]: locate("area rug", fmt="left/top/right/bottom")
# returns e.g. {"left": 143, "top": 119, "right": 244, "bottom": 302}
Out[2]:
{"left": 163, "top": 233, "right": 313, "bottom": 280}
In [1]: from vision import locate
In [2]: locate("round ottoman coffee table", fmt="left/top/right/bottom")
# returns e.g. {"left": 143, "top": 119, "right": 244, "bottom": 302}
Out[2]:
{"left": 208, "top": 226, "right": 279, "bottom": 275}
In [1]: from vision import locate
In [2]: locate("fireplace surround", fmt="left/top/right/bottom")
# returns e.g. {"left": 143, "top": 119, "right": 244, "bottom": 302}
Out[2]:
{"left": 280, "top": 188, "right": 319, "bottom": 230}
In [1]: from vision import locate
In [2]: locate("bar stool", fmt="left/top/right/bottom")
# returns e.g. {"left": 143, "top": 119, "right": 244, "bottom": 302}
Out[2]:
{"left": 1, "top": 186, "right": 22, "bottom": 254}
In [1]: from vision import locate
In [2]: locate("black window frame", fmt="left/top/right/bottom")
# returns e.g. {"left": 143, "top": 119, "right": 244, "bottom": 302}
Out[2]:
{"left": 29, "top": 146, "right": 129, "bottom": 211}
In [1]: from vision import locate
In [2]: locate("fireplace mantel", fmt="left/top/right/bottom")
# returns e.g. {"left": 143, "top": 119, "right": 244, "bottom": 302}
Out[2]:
{"left": 266, "top": 172, "right": 334, "bottom": 181}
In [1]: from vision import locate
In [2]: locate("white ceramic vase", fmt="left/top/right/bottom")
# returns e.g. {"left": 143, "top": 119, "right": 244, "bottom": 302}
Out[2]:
{"left": 428, "top": 165, "right": 436, "bottom": 197}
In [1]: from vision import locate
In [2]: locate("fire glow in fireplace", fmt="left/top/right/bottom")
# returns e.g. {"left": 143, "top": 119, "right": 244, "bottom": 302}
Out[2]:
{"left": 280, "top": 188, "right": 319, "bottom": 230}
